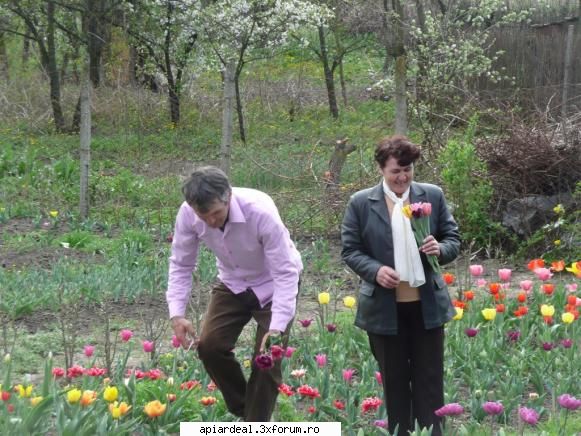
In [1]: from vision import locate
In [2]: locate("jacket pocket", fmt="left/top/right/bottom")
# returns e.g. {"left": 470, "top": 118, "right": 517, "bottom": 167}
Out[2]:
{"left": 359, "top": 281, "right": 376, "bottom": 296}
{"left": 433, "top": 275, "right": 446, "bottom": 290}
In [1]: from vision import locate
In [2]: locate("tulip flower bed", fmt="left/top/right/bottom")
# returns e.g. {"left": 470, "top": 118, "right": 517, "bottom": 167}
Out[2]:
{"left": 0, "top": 260, "right": 579, "bottom": 435}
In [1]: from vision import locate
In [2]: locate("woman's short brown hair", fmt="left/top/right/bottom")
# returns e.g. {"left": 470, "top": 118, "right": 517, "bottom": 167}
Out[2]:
{"left": 374, "top": 135, "right": 421, "bottom": 168}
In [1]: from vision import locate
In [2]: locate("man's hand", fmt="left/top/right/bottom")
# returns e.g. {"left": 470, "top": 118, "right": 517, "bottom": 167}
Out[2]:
{"left": 376, "top": 265, "right": 400, "bottom": 289}
{"left": 259, "top": 330, "right": 282, "bottom": 353}
{"left": 171, "top": 316, "right": 197, "bottom": 350}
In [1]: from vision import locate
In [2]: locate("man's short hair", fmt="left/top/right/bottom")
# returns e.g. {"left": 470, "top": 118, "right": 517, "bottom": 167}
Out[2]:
{"left": 182, "top": 166, "right": 231, "bottom": 213}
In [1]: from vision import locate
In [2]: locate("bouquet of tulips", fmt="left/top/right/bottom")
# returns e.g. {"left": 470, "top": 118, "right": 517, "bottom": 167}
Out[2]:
{"left": 402, "top": 202, "right": 441, "bottom": 274}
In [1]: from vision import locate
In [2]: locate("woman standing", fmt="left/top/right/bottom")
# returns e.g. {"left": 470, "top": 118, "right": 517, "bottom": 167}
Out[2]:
{"left": 341, "top": 135, "right": 460, "bottom": 435}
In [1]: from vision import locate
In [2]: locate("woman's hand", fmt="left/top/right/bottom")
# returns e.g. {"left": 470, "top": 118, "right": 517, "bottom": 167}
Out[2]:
{"left": 420, "top": 235, "right": 441, "bottom": 257}
{"left": 376, "top": 265, "right": 400, "bottom": 288}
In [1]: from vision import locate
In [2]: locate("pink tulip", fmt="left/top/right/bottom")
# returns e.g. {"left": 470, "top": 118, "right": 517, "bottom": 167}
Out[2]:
{"left": 519, "top": 280, "right": 533, "bottom": 292}
{"left": 469, "top": 265, "right": 484, "bottom": 277}
{"left": 142, "top": 340, "right": 154, "bottom": 353}
{"left": 375, "top": 371, "right": 383, "bottom": 385}
{"left": 342, "top": 368, "right": 355, "bottom": 383}
{"left": 420, "top": 202, "right": 432, "bottom": 216}
{"left": 120, "top": 329, "right": 133, "bottom": 342}
{"left": 84, "top": 345, "right": 95, "bottom": 358}
{"left": 566, "top": 283, "right": 578, "bottom": 293}
{"left": 476, "top": 278, "right": 487, "bottom": 287}
{"left": 435, "top": 403, "right": 464, "bottom": 417}
{"left": 498, "top": 268, "right": 512, "bottom": 282}
{"left": 171, "top": 335, "right": 181, "bottom": 348}
{"left": 534, "top": 268, "right": 553, "bottom": 281}
{"left": 284, "top": 346, "right": 296, "bottom": 358}
{"left": 519, "top": 407, "right": 539, "bottom": 425}
{"left": 482, "top": 401, "right": 504, "bottom": 415}
{"left": 315, "top": 353, "right": 327, "bottom": 368}
{"left": 270, "top": 345, "right": 284, "bottom": 361}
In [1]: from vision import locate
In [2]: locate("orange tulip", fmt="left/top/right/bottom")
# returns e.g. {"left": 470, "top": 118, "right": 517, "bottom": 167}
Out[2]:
{"left": 528, "top": 258, "right": 545, "bottom": 271}
{"left": 80, "top": 390, "right": 97, "bottom": 407}
{"left": 200, "top": 396, "right": 217, "bottom": 406}
{"left": 463, "top": 290, "right": 475, "bottom": 301}
{"left": 443, "top": 273, "right": 455, "bottom": 285}
{"left": 489, "top": 283, "right": 501, "bottom": 295}
{"left": 567, "top": 295, "right": 577, "bottom": 306}
{"left": 452, "top": 299, "right": 466, "bottom": 309}
{"left": 517, "top": 292, "right": 527, "bottom": 303}
{"left": 542, "top": 283, "right": 555, "bottom": 296}
{"left": 144, "top": 400, "right": 166, "bottom": 418}
{"left": 496, "top": 303, "right": 505, "bottom": 313}
{"left": 551, "top": 260, "right": 565, "bottom": 272}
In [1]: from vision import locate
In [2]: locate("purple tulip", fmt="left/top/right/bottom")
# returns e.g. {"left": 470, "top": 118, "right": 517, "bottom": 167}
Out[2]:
{"left": 254, "top": 353, "right": 274, "bottom": 370}
{"left": 326, "top": 323, "right": 337, "bottom": 332}
{"left": 270, "top": 345, "right": 284, "bottom": 361}
{"left": 342, "top": 368, "right": 355, "bottom": 383}
{"left": 507, "top": 330, "right": 521, "bottom": 342}
{"left": 435, "top": 403, "right": 464, "bottom": 417}
{"left": 518, "top": 407, "right": 539, "bottom": 425}
{"left": 558, "top": 394, "right": 581, "bottom": 411}
{"left": 171, "top": 335, "right": 181, "bottom": 348}
{"left": 373, "top": 419, "right": 388, "bottom": 428}
{"left": 482, "top": 401, "right": 504, "bottom": 415}
{"left": 298, "top": 319, "right": 312, "bottom": 328}
{"left": 465, "top": 328, "right": 479, "bottom": 338}
{"left": 561, "top": 338, "right": 573, "bottom": 348}
{"left": 542, "top": 342, "right": 554, "bottom": 351}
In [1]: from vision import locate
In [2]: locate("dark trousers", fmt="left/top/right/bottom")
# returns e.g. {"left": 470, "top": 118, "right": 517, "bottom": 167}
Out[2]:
{"left": 368, "top": 301, "right": 445, "bottom": 436}
{"left": 197, "top": 282, "right": 291, "bottom": 422}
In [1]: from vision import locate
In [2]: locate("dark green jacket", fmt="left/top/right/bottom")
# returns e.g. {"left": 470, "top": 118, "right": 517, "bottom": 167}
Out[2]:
{"left": 341, "top": 181, "right": 460, "bottom": 335}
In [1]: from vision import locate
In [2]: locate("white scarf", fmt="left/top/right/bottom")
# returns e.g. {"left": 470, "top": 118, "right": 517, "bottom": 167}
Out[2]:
{"left": 383, "top": 181, "right": 426, "bottom": 288}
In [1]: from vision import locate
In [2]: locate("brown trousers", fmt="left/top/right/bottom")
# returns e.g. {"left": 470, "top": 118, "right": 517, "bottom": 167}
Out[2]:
{"left": 197, "top": 282, "right": 291, "bottom": 421}
{"left": 368, "top": 301, "right": 445, "bottom": 436}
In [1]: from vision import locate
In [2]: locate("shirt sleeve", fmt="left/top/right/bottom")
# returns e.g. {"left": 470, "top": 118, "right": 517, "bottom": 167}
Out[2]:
{"left": 166, "top": 203, "right": 199, "bottom": 319}
{"left": 258, "top": 210, "right": 301, "bottom": 332}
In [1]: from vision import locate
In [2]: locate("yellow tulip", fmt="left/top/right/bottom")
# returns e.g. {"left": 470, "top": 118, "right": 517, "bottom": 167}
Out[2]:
{"left": 67, "top": 388, "right": 82, "bottom": 404}
{"left": 540, "top": 304, "right": 555, "bottom": 317}
{"left": 103, "top": 386, "right": 118, "bottom": 402}
{"left": 453, "top": 307, "right": 463, "bottom": 320}
{"left": 343, "top": 296, "right": 356, "bottom": 308}
{"left": 30, "top": 396, "right": 43, "bottom": 406}
{"left": 243, "top": 359, "right": 251, "bottom": 368}
{"left": 17, "top": 384, "right": 33, "bottom": 398}
{"left": 402, "top": 205, "right": 413, "bottom": 219}
{"left": 49, "top": 210, "right": 59, "bottom": 218}
{"left": 553, "top": 204, "right": 564, "bottom": 214}
{"left": 562, "top": 312, "right": 574, "bottom": 324}
{"left": 566, "top": 261, "right": 581, "bottom": 277}
{"left": 481, "top": 308, "right": 497, "bottom": 321}
{"left": 109, "top": 401, "right": 131, "bottom": 419}
{"left": 553, "top": 240, "right": 561, "bottom": 246}
{"left": 144, "top": 400, "right": 166, "bottom": 418}
{"left": 318, "top": 292, "right": 330, "bottom": 305}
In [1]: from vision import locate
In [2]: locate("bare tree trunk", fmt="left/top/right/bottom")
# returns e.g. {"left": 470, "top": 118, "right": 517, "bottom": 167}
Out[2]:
{"left": 318, "top": 26, "right": 339, "bottom": 119}
{"left": 0, "top": 32, "right": 8, "bottom": 81}
{"left": 22, "top": 30, "right": 30, "bottom": 66}
{"left": 325, "top": 138, "right": 357, "bottom": 190}
{"left": 338, "top": 59, "right": 347, "bottom": 107}
{"left": 47, "top": 0, "right": 66, "bottom": 132}
{"left": 221, "top": 62, "right": 235, "bottom": 176}
{"left": 168, "top": 86, "right": 180, "bottom": 125}
{"left": 87, "top": 0, "right": 108, "bottom": 87}
{"left": 234, "top": 70, "right": 246, "bottom": 143}
{"left": 561, "top": 24, "right": 574, "bottom": 142}
{"left": 390, "top": 0, "right": 407, "bottom": 135}
{"left": 79, "top": 53, "right": 91, "bottom": 220}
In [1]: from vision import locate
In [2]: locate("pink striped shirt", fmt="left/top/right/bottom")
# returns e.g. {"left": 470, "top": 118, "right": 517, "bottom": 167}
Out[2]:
{"left": 167, "top": 187, "right": 302, "bottom": 331}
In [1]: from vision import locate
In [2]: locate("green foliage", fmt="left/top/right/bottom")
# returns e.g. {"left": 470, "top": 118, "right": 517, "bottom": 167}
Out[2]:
{"left": 437, "top": 118, "right": 499, "bottom": 247}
